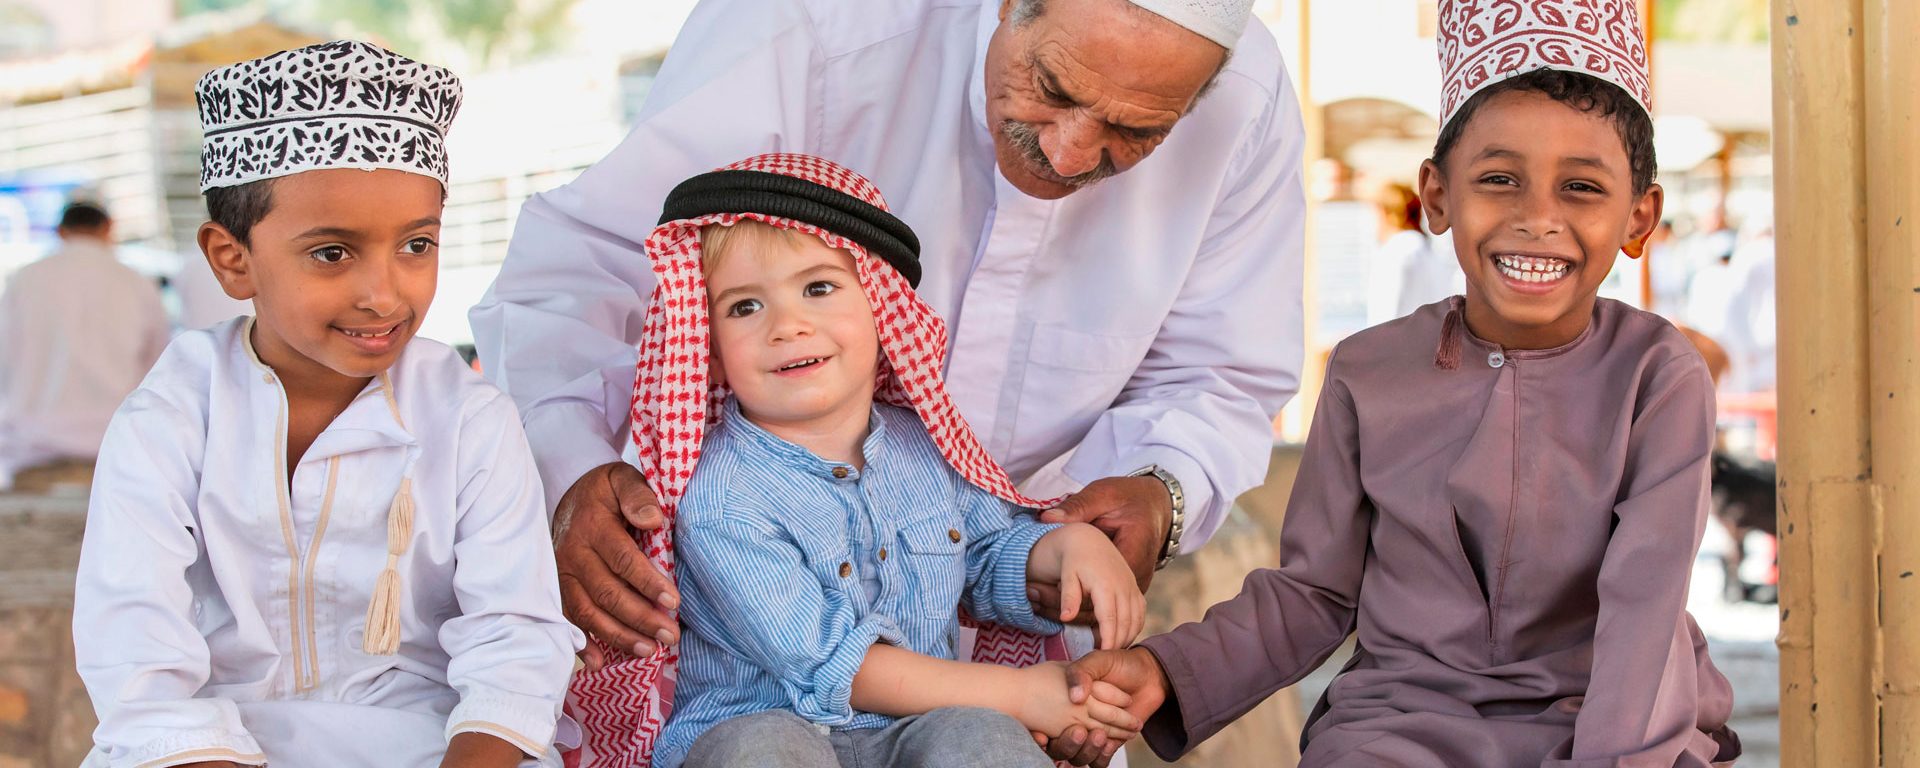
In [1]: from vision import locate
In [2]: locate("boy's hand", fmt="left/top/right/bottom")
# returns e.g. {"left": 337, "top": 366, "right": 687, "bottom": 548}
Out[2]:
{"left": 1013, "top": 662, "right": 1142, "bottom": 742}
{"left": 1050, "top": 524, "right": 1147, "bottom": 650}
{"left": 1065, "top": 648, "right": 1168, "bottom": 734}
{"left": 553, "top": 461, "right": 680, "bottom": 670}
{"left": 438, "top": 731, "right": 528, "bottom": 768}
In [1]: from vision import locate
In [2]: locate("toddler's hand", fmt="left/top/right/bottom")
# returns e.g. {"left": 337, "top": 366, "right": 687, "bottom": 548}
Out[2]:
{"left": 1052, "top": 524, "right": 1146, "bottom": 650}
{"left": 1015, "top": 661, "right": 1142, "bottom": 741}
{"left": 1066, "top": 648, "right": 1168, "bottom": 731}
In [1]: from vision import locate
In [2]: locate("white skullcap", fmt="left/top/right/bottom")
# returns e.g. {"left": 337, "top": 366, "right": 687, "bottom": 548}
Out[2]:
{"left": 1127, "top": 0, "right": 1256, "bottom": 49}
{"left": 195, "top": 40, "right": 463, "bottom": 192}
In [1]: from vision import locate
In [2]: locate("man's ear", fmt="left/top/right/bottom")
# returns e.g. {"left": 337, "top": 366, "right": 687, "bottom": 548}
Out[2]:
{"left": 1417, "top": 159, "right": 1451, "bottom": 235}
{"left": 1621, "top": 183, "right": 1665, "bottom": 260}
{"left": 198, "top": 222, "right": 258, "bottom": 301}
{"left": 997, "top": 0, "right": 1017, "bottom": 22}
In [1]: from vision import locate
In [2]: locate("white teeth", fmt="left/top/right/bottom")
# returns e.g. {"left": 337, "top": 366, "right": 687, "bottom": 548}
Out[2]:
{"left": 342, "top": 326, "right": 397, "bottom": 338}
{"left": 1494, "top": 254, "right": 1569, "bottom": 283}
{"left": 779, "top": 358, "right": 824, "bottom": 371}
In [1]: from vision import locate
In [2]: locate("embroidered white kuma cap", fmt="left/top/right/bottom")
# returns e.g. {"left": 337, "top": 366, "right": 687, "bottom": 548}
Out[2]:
{"left": 195, "top": 40, "right": 463, "bottom": 192}
{"left": 1127, "top": 0, "right": 1257, "bottom": 49}
{"left": 1436, "top": 0, "right": 1652, "bottom": 130}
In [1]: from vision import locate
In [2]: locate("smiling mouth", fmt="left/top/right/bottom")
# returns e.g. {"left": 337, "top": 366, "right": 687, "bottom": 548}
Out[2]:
{"left": 775, "top": 357, "right": 827, "bottom": 372}
{"left": 335, "top": 322, "right": 403, "bottom": 339}
{"left": 1493, "top": 253, "right": 1572, "bottom": 284}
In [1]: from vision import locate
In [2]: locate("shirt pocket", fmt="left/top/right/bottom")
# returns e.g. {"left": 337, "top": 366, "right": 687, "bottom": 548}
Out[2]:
{"left": 1012, "top": 324, "right": 1159, "bottom": 462}
{"left": 896, "top": 516, "right": 966, "bottom": 620}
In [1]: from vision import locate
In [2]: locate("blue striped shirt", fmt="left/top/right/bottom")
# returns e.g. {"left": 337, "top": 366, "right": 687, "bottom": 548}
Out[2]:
{"left": 655, "top": 398, "right": 1062, "bottom": 768}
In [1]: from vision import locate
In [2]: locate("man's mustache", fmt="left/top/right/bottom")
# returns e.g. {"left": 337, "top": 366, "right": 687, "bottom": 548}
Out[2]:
{"left": 1000, "top": 120, "right": 1117, "bottom": 188}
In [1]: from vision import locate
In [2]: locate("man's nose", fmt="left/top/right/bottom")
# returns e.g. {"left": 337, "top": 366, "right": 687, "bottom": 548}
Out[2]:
{"left": 1042, "top": 115, "right": 1108, "bottom": 178}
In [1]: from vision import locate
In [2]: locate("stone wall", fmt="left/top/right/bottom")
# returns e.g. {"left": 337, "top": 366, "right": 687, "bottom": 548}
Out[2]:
{"left": 0, "top": 493, "right": 95, "bottom": 768}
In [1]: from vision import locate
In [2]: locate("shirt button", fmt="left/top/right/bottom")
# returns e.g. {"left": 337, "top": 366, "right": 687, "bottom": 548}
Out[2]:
{"left": 878, "top": 547, "right": 888, "bottom": 561}
{"left": 839, "top": 562, "right": 851, "bottom": 578}
{"left": 948, "top": 529, "right": 962, "bottom": 543}
{"left": 262, "top": 373, "right": 275, "bottom": 383}
{"left": 831, "top": 466, "right": 850, "bottom": 479}
{"left": 1488, "top": 352, "right": 1506, "bottom": 369}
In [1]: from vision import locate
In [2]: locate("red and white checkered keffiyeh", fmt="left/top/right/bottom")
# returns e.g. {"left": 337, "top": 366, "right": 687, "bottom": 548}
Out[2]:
{"left": 563, "top": 153, "right": 1069, "bottom": 767}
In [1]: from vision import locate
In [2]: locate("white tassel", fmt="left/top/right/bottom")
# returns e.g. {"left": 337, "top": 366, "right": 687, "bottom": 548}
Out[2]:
{"left": 363, "top": 477, "right": 414, "bottom": 655}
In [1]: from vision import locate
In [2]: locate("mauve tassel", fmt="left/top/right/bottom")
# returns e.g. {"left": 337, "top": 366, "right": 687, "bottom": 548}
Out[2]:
{"left": 363, "top": 477, "right": 414, "bottom": 655}
{"left": 1434, "top": 303, "right": 1464, "bottom": 370}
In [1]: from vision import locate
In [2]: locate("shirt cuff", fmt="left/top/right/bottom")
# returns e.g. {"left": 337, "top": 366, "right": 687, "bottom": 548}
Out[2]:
{"left": 521, "top": 401, "right": 624, "bottom": 519}
{"left": 446, "top": 689, "right": 566, "bottom": 759}
{"left": 116, "top": 729, "right": 266, "bottom": 768}
{"left": 1136, "top": 635, "right": 1204, "bottom": 760}
{"left": 1121, "top": 448, "right": 1216, "bottom": 556}
{"left": 989, "top": 521, "right": 1064, "bottom": 634}
{"left": 792, "top": 614, "right": 906, "bottom": 727}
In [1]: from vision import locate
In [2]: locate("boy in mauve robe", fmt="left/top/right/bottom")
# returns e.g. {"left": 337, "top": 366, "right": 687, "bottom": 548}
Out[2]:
{"left": 1055, "top": 2, "right": 1743, "bottom": 766}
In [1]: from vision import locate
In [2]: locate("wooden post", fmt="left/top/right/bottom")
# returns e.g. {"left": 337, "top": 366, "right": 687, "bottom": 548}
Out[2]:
{"left": 1866, "top": 0, "right": 1920, "bottom": 763}
{"left": 1772, "top": 0, "right": 1878, "bottom": 765}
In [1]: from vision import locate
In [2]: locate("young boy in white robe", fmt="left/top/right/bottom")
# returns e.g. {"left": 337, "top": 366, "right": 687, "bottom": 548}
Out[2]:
{"left": 72, "top": 41, "right": 583, "bottom": 768}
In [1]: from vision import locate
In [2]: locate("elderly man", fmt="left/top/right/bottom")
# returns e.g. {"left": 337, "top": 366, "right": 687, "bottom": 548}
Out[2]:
{"left": 473, "top": 0, "right": 1302, "bottom": 761}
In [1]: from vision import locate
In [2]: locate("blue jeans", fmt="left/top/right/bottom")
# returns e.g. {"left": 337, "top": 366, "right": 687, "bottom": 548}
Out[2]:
{"left": 682, "top": 707, "right": 1052, "bottom": 768}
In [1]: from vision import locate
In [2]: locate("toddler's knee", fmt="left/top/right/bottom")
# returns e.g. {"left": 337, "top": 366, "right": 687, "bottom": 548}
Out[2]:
{"left": 683, "top": 710, "right": 834, "bottom": 768}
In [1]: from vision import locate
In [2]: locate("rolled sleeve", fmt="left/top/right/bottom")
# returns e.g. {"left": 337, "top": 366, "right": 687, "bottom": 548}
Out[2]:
{"left": 960, "top": 503, "right": 1062, "bottom": 635}
{"left": 446, "top": 690, "right": 567, "bottom": 758}
{"left": 794, "top": 614, "right": 908, "bottom": 724}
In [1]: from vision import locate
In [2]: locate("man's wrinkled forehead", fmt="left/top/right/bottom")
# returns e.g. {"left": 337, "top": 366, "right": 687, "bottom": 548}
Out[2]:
{"left": 1017, "top": 0, "right": 1226, "bottom": 115}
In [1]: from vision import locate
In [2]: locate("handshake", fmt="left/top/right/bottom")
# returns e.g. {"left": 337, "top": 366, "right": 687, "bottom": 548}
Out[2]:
{"left": 1022, "top": 647, "right": 1173, "bottom": 767}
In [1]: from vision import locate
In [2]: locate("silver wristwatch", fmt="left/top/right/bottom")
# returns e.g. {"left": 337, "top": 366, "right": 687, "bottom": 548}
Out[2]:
{"left": 1130, "top": 465, "right": 1185, "bottom": 570}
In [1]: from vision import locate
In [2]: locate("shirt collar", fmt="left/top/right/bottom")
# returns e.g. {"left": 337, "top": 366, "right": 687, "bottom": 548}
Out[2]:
{"left": 237, "top": 316, "right": 418, "bottom": 458}
{"left": 719, "top": 396, "right": 890, "bottom": 481}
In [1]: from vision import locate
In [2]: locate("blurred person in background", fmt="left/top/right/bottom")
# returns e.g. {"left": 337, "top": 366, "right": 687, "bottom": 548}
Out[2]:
{"left": 1719, "top": 216, "right": 1775, "bottom": 394}
{"left": 1365, "top": 182, "right": 1454, "bottom": 325}
{"left": 1681, "top": 217, "right": 1738, "bottom": 350}
{"left": 0, "top": 201, "right": 169, "bottom": 491}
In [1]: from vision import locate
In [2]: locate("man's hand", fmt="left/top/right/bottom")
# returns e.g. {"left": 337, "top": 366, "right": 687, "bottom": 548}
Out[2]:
{"left": 1037, "top": 647, "right": 1171, "bottom": 766}
{"left": 1028, "top": 476, "right": 1172, "bottom": 620}
{"left": 553, "top": 461, "right": 680, "bottom": 670}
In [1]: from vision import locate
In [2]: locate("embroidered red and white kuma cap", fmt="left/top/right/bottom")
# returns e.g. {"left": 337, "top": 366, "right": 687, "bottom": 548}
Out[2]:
{"left": 1435, "top": 0, "right": 1652, "bottom": 129}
